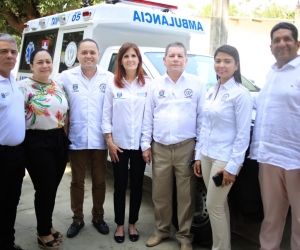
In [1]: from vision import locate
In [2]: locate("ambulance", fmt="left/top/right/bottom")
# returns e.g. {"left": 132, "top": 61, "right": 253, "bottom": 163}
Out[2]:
{"left": 17, "top": 0, "right": 205, "bottom": 81}
{"left": 17, "top": 0, "right": 261, "bottom": 244}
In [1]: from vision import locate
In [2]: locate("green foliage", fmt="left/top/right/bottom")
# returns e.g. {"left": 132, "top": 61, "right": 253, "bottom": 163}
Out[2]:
{"left": 0, "top": 0, "right": 105, "bottom": 36}
{"left": 200, "top": 4, "right": 212, "bottom": 16}
{"left": 197, "top": 1, "right": 295, "bottom": 19}
{"left": 253, "top": 3, "right": 295, "bottom": 19}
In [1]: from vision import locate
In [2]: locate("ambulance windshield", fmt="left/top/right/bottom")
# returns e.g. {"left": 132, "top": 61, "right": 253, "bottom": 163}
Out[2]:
{"left": 145, "top": 52, "right": 259, "bottom": 92}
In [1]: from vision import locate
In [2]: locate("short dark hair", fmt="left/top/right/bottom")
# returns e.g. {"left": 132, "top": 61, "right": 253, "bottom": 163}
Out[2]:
{"left": 214, "top": 45, "right": 242, "bottom": 83}
{"left": 270, "top": 22, "right": 298, "bottom": 42}
{"left": 78, "top": 38, "right": 99, "bottom": 51}
{"left": 165, "top": 42, "right": 187, "bottom": 56}
{"left": 30, "top": 48, "right": 52, "bottom": 64}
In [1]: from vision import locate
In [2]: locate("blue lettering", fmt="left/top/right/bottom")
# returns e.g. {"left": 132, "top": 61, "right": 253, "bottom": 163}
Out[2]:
{"left": 197, "top": 22, "right": 204, "bottom": 31}
{"left": 162, "top": 16, "right": 168, "bottom": 26}
{"left": 182, "top": 19, "right": 189, "bottom": 29}
{"left": 51, "top": 17, "right": 58, "bottom": 25}
{"left": 153, "top": 14, "right": 161, "bottom": 24}
{"left": 169, "top": 17, "right": 175, "bottom": 27}
{"left": 141, "top": 12, "right": 145, "bottom": 22}
{"left": 175, "top": 18, "right": 182, "bottom": 27}
{"left": 189, "top": 20, "right": 197, "bottom": 30}
{"left": 133, "top": 11, "right": 141, "bottom": 22}
{"left": 145, "top": 12, "right": 152, "bottom": 23}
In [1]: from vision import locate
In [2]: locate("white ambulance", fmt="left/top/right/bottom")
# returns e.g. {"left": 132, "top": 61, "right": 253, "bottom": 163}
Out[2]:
{"left": 17, "top": 0, "right": 261, "bottom": 244}
{"left": 17, "top": 0, "right": 205, "bottom": 81}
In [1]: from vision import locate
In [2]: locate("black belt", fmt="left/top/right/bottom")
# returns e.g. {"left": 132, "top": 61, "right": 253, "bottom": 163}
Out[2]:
{"left": 0, "top": 144, "right": 23, "bottom": 152}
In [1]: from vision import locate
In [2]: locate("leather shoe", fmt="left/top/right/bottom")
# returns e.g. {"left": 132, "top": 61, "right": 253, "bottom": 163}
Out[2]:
{"left": 181, "top": 243, "right": 193, "bottom": 250}
{"left": 92, "top": 219, "right": 109, "bottom": 235}
{"left": 10, "top": 244, "right": 25, "bottom": 250}
{"left": 114, "top": 230, "right": 125, "bottom": 243}
{"left": 146, "top": 235, "right": 167, "bottom": 247}
{"left": 128, "top": 228, "right": 139, "bottom": 242}
{"left": 67, "top": 221, "right": 85, "bottom": 238}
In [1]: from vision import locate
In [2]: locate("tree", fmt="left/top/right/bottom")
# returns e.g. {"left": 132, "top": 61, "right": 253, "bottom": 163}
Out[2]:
{"left": 253, "top": 3, "right": 295, "bottom": 19}
{"left": 199, "top": 3, "right": 247, "bottom": 17}
{"left": 0, "top": 0, "right": 105, "bottom": 36}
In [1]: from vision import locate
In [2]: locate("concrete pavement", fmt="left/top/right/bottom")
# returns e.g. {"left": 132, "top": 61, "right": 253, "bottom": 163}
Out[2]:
{"left": 15, "top": 162, "right": 287, "bottom": 250}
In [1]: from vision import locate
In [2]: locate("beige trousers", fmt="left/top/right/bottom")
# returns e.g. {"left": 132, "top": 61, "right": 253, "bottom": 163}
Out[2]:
{"left": 152, "top": 138, "right": 196, "bottom": 244}
{"left": 259, "top": 163, "right": 300, "bottom": 250}
{"left": 201, "top": 154, "right": 237, "bottom": 250}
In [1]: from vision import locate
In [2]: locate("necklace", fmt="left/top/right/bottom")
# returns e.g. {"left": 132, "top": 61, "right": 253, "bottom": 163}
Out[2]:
{"left": 30, "top": 77, "right": 52, "bottom": 85}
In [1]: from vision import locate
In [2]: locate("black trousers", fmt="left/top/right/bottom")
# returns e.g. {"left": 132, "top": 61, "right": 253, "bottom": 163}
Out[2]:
{"left": 0, "top": 144, "right": 25, "bottom": 250}
{"left": 24, "top": 128, "right": 70, "bottom": 236}
{"left": 112, "top": 148, "right": 146, "bottom": 226}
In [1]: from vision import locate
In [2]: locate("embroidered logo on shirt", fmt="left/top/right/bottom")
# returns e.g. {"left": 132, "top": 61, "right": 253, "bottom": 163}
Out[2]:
{"left": 158, "top": 89, "right": 165, "bottom": 99}
{"left": 1, "top": 92, "right": 9, "bottom": 98}
{"left": 137, "top": 92, "right": 147, "bottom": 97}
{"left": 117, "top": 92, "right": 122, "bottom": 98}
{"left": 184, "top": 88, "right": 193, "bottom": 98}
{"left": 221, "top": 93, "right": 229, "bottom": 101}
{"left": 99, "top": 83, "right": 106, "bottom": 92}
{"left": 72, "top": 84, "right": 79, "bottom": 92}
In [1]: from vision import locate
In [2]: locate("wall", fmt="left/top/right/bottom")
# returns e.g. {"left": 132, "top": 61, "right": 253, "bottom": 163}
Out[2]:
{"left": 189, "top": 17, "right": 296, "bottom": 87}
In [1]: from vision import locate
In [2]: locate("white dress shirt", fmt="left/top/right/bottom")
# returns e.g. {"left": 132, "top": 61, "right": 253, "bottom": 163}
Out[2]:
{"left": 102, "top": 76, "right": 150, "bottom": 150}
{"left": 249, "top": 56, "right": 300, "bottom": 170}
{"left": 0, "top": 73, "right": 25, "bottom": 146}
{"left": 196, "top": 77, "right": 253, "bottom": 175}
{"left": 57, "top": 66, "right": 114, "bottom": 150}
{"left": 141, "top": 71, "right": 206, "bottom": 152}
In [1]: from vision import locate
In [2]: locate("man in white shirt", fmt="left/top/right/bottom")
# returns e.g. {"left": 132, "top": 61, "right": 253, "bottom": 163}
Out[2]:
{"left": 0, "top": 33, "right": 26, "bottom": 250}
{"left": 141, "top": 42, "right": 206, "bottom": 250}
{"left": 57, "top": 39, "right": 113, "bottom": 238}
{"left": 249, "top": 22, "right": 300, "bottom": 250}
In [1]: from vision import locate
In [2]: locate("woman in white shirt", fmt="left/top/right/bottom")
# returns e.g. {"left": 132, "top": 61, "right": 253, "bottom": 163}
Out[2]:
{"left": 19, "top": 48, "right": 70, "bottom": 249}
{"left": 102, "top": 42, "right": 150, "bottom": 244}
{"left": 194, "top": 45, "right": 252, "bottom": 250}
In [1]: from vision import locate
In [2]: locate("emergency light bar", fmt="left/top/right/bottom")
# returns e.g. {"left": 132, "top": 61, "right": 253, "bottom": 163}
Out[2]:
{"left": 109, "top": 0, "right": 178, "bottom": 10}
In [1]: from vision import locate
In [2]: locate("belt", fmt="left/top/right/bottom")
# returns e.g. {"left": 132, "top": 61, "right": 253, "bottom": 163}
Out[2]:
{"left": 0, "top": 144, "right": 23, "bottom": 152}
{"left": 155, "top": 138, "right": 195, "bottom": 149}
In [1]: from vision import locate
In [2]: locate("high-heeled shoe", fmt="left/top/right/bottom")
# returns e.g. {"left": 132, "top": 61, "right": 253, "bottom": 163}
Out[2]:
{"left": 37, "top": 234, "right": 60, "bottom": 249}
{"left": 52, "top": 231, "right": 63, "bottom": 241}
{"left": 114, "top": 230, "right": 125, "bottom": 243}
{"left": 128, "top": 228, "right": 139, "bottom": 242}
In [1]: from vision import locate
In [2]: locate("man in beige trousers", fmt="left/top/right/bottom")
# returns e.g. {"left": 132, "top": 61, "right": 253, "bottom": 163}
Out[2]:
{"left": 141, "top": 42, "right": 206, "bottom": 250}
{"left": 250, "top": 22, "right": 300, "bottom": 250}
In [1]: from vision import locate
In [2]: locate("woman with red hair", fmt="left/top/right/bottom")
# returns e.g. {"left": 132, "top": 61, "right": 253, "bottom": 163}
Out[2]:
{"left": 102, "top": 42, "right": 151, "bottom": 243}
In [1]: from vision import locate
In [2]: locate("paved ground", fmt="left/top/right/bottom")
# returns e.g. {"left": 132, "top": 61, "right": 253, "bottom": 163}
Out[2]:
{"left": 15, "top": 163, "right": 291, "bottom": 250}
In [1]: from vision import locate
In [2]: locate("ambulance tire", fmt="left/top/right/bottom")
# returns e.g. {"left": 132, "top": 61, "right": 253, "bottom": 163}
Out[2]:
{"left": 172, "top": 177, "right": 212, "bottom": 244}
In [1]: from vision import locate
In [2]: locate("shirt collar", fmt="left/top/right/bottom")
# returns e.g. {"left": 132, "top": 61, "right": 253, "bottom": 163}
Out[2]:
{"left": 271, "top": 55, "right": 300, "bottom": 70}
{"left": 0, "top": 72, "right": 14, "bottom": 82}
{"left": 219, "top": 77, "right": 236, "bottom": 90}
{"left": 163, "top": 70, "right": 187, "bottom": 82}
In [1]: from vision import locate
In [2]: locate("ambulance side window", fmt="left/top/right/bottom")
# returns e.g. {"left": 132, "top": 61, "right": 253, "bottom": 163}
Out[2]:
{"left": 19, "top": 29, "right": 58, "bottom": 72}
{"left": 108, "top": 53, "right": 118, "bottom": 74}
{"left": 59, "top": 31, "right": 84, "bottom": 73}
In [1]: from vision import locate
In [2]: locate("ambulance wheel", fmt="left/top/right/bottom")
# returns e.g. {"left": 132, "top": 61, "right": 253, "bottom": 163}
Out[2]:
{"left": 172, "top": 177, "right": 212, "bottom": 244}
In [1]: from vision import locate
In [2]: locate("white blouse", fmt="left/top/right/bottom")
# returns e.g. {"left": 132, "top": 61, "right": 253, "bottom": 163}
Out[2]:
{"left": 196, "top": 77, "right": 253, "bottom": 175}
{"left": 102, "top": 76, "right": 151, "bottom": 150}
